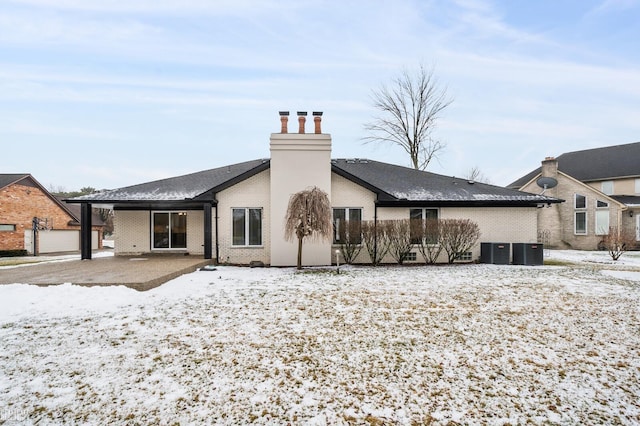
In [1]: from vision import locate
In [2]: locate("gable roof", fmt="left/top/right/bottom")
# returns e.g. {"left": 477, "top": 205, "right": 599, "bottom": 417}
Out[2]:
{"left": 0, "top": 173, "right": 85, "bottom": 222}
{"left": 332, "top": 159, "right": 558, "bottom": 207}
{"left": 69, "top": 158, "right": 558, "bottom": 208}
{"left": 509, "top": 141, "right": 640, "bottom": 188}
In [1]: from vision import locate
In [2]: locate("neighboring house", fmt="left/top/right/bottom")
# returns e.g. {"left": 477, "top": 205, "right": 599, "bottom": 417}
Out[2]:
{"left": 509, "top": 142, "right": 640, "bottom": 250}
{"left": 0, "top": 174, "right": 104, "bottom": 254}
{"left": 69, "top": 112, "right": 559, "bottom": 265}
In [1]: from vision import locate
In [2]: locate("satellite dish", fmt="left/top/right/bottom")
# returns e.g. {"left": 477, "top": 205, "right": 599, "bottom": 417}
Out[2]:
{"left": 536, "top": 177, "right": 558, "bottom": 195}
{"left": 536, "top": 177, "right": 558, "bottom": 189}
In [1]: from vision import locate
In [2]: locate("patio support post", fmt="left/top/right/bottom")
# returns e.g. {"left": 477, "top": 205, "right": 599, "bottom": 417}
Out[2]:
{"left": 204, "top": 202, "right": 213, "bottom": 260}
{"left": 80, "top": 203, "right": 92, "bottom": 260}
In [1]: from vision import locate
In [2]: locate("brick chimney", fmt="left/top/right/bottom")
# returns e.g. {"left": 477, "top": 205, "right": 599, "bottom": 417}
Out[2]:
{"left": 297, "top": 111, "right": 307, "bottom": 134}
{"left": 279, "top": 111, "right": 289, "bottom": 133}
{"left": 541, "top": 156, "right": 558, "bottom": 178}
{"left": 313, "top": 111, "right": 323, "bottom": 134}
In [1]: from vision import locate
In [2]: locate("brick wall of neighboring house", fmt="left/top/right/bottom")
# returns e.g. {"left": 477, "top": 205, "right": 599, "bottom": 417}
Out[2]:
{"left": 521, "top": 172, "right": 624, "bottom": 250}
{"left": 0, "top": 182, "right": 76, "bottom": 251}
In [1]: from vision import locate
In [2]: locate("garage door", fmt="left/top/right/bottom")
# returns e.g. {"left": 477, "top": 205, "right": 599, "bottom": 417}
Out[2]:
{"left": 39, "top": 230, "right": 79, "bottom": 253}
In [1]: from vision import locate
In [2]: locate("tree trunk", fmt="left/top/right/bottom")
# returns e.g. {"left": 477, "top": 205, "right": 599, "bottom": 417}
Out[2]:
{"left": 297, "top": 236, "right": 303, "bottom": 269}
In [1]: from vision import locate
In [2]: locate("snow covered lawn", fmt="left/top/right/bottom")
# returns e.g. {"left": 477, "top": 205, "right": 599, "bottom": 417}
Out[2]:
{"left": 1, "top": 251, "right": 639, "bottom": 425}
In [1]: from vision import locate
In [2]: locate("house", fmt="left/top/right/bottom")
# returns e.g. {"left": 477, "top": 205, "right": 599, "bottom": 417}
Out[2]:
{"left": 69, "top": 111, "right": 559, "bottom": 265}
{"left": 0, "top": 174, "right": 104, "bottom": 255}
{"left": 509, "top": 142, "right": 640, "bottom": 250}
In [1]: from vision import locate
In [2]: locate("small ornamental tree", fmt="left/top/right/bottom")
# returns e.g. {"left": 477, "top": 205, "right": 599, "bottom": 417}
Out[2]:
{"left": 361, "top": 220, "right": 391, "bottom": 265}
{"left": 336, "top": 219, "right": 363, "bottom": 264}
{"left": 284, "top": 187, "right": 332, "bottom": 269}
{"left": 439, "top": 219, "right": 481, "bottom": 264}
{"left": 411, "top": 218, "right": 444, "bottom": 264}
{"left": 601, "top": 226, "right": 636, "bottom": 261}
{"left": 387, "top": 219, "right": 414, "bottom": 264}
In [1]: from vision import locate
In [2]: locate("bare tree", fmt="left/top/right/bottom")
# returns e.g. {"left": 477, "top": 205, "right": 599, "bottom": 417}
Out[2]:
{"left": 600, "top": 226, "right": 636, "bottom": 261}
{"left": 284, "top": 187, "right": 332, "bottom": 269}
{"left": 363, "top": 64, "right": 453, "bottom": 170}
{"left": 439, "top": 219, "right": 481, "bottom": 264}
{"left": 465, "top": 166, "right": 492, "bottom": 184}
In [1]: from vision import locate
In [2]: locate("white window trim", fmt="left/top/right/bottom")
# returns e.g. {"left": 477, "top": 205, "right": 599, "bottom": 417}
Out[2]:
{"left": 635, "top": 178, "right": 640, "bottom": 195}
{"left": 332, "top": 207, "right": 363, "bottom": 244}
{"left": 601, "top": 180, "right": 613, "bottom": 195}
{"left": 574, "top": 193, "right": 587, "bottom": 209}
{"left": 231, "top": 208, "right": 263, "bottom": 247}
{"left": 410, "top": 208, "right": 440, "bottom": 245}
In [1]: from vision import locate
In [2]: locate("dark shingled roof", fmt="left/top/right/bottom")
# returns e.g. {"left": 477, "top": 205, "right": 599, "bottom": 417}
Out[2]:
{"left": 332, "top": 159, "right": 558, "bottom": 206}
{"left": 0, "top": 174, "right": 30, "bottom": 190}
{"left": 70, "top": 159, "right": 270, "bottom": 203}
{"left": 509, "top": 142, "right": 640, "bottom": 188}
{"left": 610, "top": 195, "right": 640, "bottom": 207}
{"left": 69, "top": 158, "right": 559, "bottom": 207}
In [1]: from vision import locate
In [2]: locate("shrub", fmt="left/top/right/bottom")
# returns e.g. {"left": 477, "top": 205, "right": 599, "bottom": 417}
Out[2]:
{"left": 361, "top": 220, "right": 391, "bottom": 265}
{"left": 336, "top": 220, "right": 363, "bottom": 264}
{"left": 386, "top": 219, "right": 413, "bottom": 264}
{"left": 0, "top": 250, "right": 28, "bottom": 257}
{"left": 600, "top": 226, "right": 636, "bottom": 261}
{"left": 439, "top": 219, "right": 481, "bottom": 264}
{"left": 411, "top": 218, "right": 444, "bottom": 264}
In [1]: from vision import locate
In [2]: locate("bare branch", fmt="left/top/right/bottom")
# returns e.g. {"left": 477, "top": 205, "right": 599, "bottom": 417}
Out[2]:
{"left": 364, "top": 64, "right": 453, "bottom": 170}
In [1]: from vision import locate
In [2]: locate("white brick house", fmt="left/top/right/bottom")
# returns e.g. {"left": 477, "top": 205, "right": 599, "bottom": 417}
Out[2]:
{"left": 70, "top": 112, "right": 559, "bottom": 266}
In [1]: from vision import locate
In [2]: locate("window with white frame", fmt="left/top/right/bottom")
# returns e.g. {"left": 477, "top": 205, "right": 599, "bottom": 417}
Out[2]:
{"left": 333, "top": 208, "right": 362, "bottom": 244}
{"left": 636, "top": 178, "right": 640, "bottom": 194}
{"left": 595, "top": 200, "right": 610, "bottom": 235}
{"left": 410, "top": 208, "right": 439, "bottom": 244}
{"left": 574, "top": 194, "right": 587, "bottom": 235}
{"left": 601, "top": 180, "right": 613, "bottom": 195}
{"left": 152, "top": 212, "right": 187, "bottom": 249}
{"left": 232, "top": 208, "right": 262, "bottom": 246}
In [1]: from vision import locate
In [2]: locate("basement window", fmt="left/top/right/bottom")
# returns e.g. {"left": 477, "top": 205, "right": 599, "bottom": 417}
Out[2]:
{"left": 0, "top": 224, "right": 16, "bottom": 231}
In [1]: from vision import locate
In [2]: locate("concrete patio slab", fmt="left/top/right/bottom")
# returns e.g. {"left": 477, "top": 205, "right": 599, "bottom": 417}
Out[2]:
{"left": 0, "top": 255, "right": 212, "bottom": 291}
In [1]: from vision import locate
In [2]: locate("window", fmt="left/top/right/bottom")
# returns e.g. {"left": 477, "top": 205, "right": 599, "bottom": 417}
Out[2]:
{"left": 153, "top": 212, "right": 187, "bottom": 249}
{"left": 595, "top": 200, "right": 610, "bottom": 235}
{"left": 457, "top": 251, "right": 473, "bottom": 261}
{"left": 636, "top": 178, "right": 640, "bottom": 195}
{"left": 574, "top": 193, "right": 587, "bottom": 235}
{"left": 0, "top": 224, "right": 16, "bottom": 231}
{"left": 333, "top": 208, "right": 362, "bottom": 244}
{"left": 575, "top": 212, "right": 587, "bottom": 235}
{"left": 601, "top": 181, "right": 613, "bottom": 195}
{"left": 405, "top": 252, "right": 417, "bottom": 261}
{"left": 232, "top": 208, "right": 262, "bottom": 246}
{"left": 410, "top": 208, "right": 439, "bottom": 244}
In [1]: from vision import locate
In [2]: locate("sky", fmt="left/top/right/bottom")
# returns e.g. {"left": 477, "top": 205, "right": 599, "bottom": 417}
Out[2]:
{"left": 1, "top": 0, "right": 639, "bottom": 191}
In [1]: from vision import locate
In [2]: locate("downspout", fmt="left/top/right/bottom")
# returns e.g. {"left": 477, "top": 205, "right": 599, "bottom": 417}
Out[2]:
{"left": 214, "top": 204, "right": 220, "bottom": 264}
{"left": 374, "top": 201, "right": 378, "bottom": 264}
